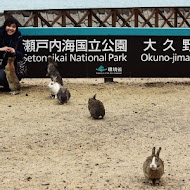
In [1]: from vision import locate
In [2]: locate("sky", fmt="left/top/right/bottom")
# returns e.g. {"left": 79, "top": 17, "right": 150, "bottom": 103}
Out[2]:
{"left": 0, "top": 0, "right": 189, "bottom": 12}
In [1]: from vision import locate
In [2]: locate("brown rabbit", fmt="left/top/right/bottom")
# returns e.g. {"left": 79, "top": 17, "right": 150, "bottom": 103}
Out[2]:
{"left": 5, "top": 57, "right": 20, "bottom": 95}
{"left": 143, "top": 147, "right": 164, "bottom": 186}
{"left": 88, "top": 94, "right": 105, "bottom": 119}
{"left": 46, "top": 55, "right": 63, "bottom": 85}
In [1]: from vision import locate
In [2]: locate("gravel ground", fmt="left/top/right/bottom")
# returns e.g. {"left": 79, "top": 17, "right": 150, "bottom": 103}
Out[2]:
{"left": 0, "top": 78, "right": 190, "bottom": 190}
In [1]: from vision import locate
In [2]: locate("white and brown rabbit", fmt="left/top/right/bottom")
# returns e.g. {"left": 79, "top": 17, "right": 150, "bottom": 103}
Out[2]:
{"left": 5, "top": 57, "right": 20, "bottom": 95}
{"left": 48, "top": 80, "right": 60, "bottom": 99}
{"left": 88, "top": 94, "right": 105, "bottom": 119}
{"left": 46, "top": 55, "right": 63, "bottom": 85}
{"left": 57, "top": 87, "right": 71, "bottom": 104}
{"left": 143, "top": 147, "right": 164, "bottom": 186}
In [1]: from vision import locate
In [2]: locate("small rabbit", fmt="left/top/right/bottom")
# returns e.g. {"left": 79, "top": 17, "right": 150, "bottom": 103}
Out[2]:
{"left": 5, "top": 57, "right": 20, "bottom": 95}
{"left": 48, "top": 81, "right": 71, "bottom": 104}
{"left": 143, "top": 147, "right": 164, "bottom": 186}
{"left": 46, "top": 55, "right": 63, "bottom": 85}
{"left": 57, "top": 87, "right": 71, "bottom": 104}
{"left": 88, "top": 94, "right": 105, "bottom": 119}
{"left": 48, "top": 81, "right": 60, "bottom": 99}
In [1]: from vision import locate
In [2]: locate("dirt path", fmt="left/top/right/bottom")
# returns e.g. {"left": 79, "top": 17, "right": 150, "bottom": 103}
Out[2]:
{"left": 0, "top": 78, "right": 190, "bottom": 190}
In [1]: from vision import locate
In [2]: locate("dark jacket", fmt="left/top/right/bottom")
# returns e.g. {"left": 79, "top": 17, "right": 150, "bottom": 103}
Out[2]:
{"left": 0, "top": 26, "right": 25, "bottom": 69}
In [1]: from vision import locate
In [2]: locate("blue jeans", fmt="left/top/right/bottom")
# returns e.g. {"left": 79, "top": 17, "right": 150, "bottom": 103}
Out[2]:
{"left": 0, "top": 69, "right": 9, "bottom": 89}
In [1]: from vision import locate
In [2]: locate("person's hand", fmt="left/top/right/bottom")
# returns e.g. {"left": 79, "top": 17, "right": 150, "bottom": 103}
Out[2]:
{"left": 7, "top": 47, "right": 16, "bottom": 54}
{"left": 0, "top": 46, "right": 15, "bottom": 54}
{"left": 0, "top": 46, "right": 10, "bottom": 52}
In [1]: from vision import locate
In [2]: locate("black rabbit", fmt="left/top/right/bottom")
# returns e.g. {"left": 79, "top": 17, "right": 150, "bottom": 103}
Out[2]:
{"left": 88, "top": 94, "right": 105, "bottom": 119}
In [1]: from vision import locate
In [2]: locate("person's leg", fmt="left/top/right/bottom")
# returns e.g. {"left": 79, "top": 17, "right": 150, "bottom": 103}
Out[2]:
{"left": 0, "top": 69, "right": 10, "bottom": 90}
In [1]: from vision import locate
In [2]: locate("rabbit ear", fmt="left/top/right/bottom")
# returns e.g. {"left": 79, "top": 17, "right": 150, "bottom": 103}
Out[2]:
{"left": 152, "top": 147, "right": 156, "bottom": 156}
{"left": 156, "top": 147, "right": 161, "bottom": 157}
{"left": 48, "top": 55, "right": 53, "bottom": 61}
{"left": 93, "top": 94, "right": 96, "bottom": 99}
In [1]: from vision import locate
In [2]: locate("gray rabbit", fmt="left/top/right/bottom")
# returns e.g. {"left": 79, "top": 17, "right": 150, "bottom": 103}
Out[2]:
{"left": 46, "top": 55, "right": 63, "bottom": 85}
{"left": 57, "top": 87, "right": 71, "bottom": 104}
{"left": 88, "top": 94, "right": 105, "bottom": 119}
{"left": 143, "top": 147, "right": 164, "bottom": 186}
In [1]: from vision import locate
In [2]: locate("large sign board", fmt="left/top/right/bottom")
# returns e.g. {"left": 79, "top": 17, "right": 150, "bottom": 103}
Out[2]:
{"left": 20, "top": 28, "right": 190, "bottom": 78}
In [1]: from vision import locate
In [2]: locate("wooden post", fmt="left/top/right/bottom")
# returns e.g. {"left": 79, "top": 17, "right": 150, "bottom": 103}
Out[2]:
{"left": 174, "top": 8, "right": 178, "bottom": 27}
{"left": 4, "top": 11, "right": 11, "bottom": 21}
{"left": 155, "top": 8, "right": 159, "bottom": 27}
{"left": 33, "top": 12, "right": 39, "bottom": 27}
{"left": 62, "top": 11, "right": 66, "bottom": 27}
{"left": 134, "top": 8, "right": 139, "bottom": 27}
{"left": 88, "top": 10, "right": 92, "bottom": 27}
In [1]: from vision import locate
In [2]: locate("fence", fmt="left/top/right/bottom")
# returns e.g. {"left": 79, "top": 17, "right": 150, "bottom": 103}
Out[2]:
{"left": 1, "top": 8, "right": 190, "bottom": 27}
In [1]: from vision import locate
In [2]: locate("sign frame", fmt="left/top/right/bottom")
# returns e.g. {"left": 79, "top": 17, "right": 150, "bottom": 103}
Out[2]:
{"left": 20, "top": 27, "right": 190, "bottom": 78}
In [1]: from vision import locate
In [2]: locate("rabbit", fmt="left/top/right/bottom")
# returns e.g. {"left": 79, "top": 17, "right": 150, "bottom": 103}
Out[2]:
{"left": 48, "top": 80, "right": 71, "bottom": 104}
{"left": 57, "top": 87, "right": 71, "bottom": 104}
{"left": 88, "top": 94, "right": 105, "bottom": 119}
{"left": 46, "top": 55, "right": 63, "bottom": 85}
{"left": 4, "top": 57, "right": 20, "bottom": 95}
{"left": 143, "top": 147, "right": 164, "bottom": 186}
{"left": 48, "top": 80, "right": 60, "bottom": 99}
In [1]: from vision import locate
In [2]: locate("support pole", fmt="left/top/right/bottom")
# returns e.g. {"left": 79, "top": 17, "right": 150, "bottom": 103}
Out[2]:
{"left": 104, "top": 78, "right": 114, "bottom": 83}
{"left": 104, "top": 9, "right": 116, "bottom": 83}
